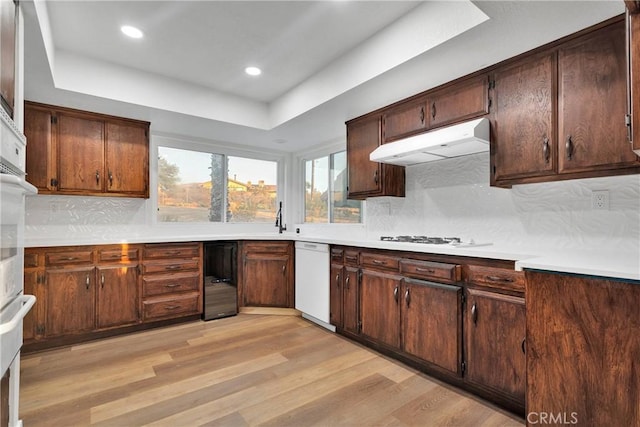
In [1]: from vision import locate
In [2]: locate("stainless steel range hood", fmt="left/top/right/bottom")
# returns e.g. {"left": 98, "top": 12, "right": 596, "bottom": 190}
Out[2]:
{"left": 370, "top": 117, "right": 490, "bottom": 166}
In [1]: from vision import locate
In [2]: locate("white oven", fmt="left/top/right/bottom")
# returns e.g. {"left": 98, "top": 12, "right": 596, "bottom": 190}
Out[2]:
{"left": 0, "top": 108, "right": 36, "bottom": 427}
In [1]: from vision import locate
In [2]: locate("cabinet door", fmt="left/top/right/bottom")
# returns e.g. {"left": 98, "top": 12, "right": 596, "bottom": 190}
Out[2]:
{"left": 342, "top": 266, "right": 359, "bottom": 334}
{"left": 243, "top": 253, "right": 290, "bottom": 307}
{"left": 24, "top": 105, "right": 56, "bottom": 191}
{"left": 465, "top": 288, "right": 525, "bottom": 402}
{"left": 360, "top": 269, "right": 401, "bottom": 348}
{"left": 428, "top": 75, "right": 489, "bottom": 129}
{"left": 347, "top": 116, "right": 382, "bottom": 197}
{"left": 96, "top": 265, "right": 139, "bottom": 329}
{"left": 57, "top": 113, "right": 105, "bottom": 193}
{"left": 23, "top": 270, "right": 39, "bottom": 341}
{"left": 558, "top": 22, "right": 639, "bottom": 173}
{"left": 382, "top": 98, "right": 428, "bottom": 142}
{"left": 492, "top": 53, "right": 556, "bottom": 181}
{"left": 402, "top": 279, "right": 462, "bottom": 375}
{"left": 105, "top": 122, "right": 149, "bottom": 196}
{"left": 629, "top": 10, "right": 640, "bottom": 154}
{"left": 0, "top": 0, "right": 15, "bottom": 117}
{"left": 45, "top": 267, "right": 96, "bottom": 337}
{"left": 329, "top": 264, "right": 343, "bottom": 327}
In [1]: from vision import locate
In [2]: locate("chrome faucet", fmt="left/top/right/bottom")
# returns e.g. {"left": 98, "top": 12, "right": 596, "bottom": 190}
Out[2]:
{"left": 275, "top": 201, "right": 286, "bottom": 234}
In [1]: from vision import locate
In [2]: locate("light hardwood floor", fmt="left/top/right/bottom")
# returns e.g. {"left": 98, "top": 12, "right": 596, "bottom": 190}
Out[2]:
{"left": 20, "top": 314, "right": 524, "bottom": 426}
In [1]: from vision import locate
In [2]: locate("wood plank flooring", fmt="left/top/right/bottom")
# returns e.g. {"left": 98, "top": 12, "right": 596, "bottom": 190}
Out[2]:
{"left": 20, "top": 314, "right": 524, "bottom": 426}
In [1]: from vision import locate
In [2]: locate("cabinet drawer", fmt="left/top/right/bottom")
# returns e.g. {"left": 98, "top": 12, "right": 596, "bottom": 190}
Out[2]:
{"left": 360, "top": 252, "right": 399, "bottom": 271}
{"left": 344, "top": 250, "right": 359, "bottom": 266}
{"left": 143, "top": 244, "right": 199, "bottom": 259}
{"left": 24, "top": 251, "right": 40, "bottom": 268}
{"left": 142, "top": 293, "right": 199, "bottom": 321}
{"left": 98, "top": 247, "right": 139, "bottom": 263}
{"left": 142, "top": 272, "right": 200, "bottom": 297}
{"left": 142, "top": 259, "right": 200, "bottom": 275}
{"left": 45, "top": 250, "right": 92, "bottom": 266}
{"left": 330, "top": 248, "right": 344, "bottom": 263}
{"left": 465, "top": 265, "right": 525, "bottom": 292}
{"left": 242, "top": 241, "right": 290, "bottom": 254}
{"left": 400, "top": 259, "right": 460, "bottom": 283}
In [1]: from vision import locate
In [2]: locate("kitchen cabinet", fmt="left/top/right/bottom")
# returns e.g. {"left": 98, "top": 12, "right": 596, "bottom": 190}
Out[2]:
{"left": 557, "top": 21, "right": 638, "bottom": 174}
{"left": 525, "top": 270, "right": 640, "bottom": 426}
{"left": 492, "top": 18, "right": 640, "bottom": 187}
{"left": 24, "top": 102, "right": 150, "bottom": 198}
{"left": 96, "top": 265, "right": 139, "bottom": 329}
{"left": 382, "top": 97, "right": 428, "bottom": 142}
{"left": 464, "top": 266, "right": 526, "bottom": 407}
{"left": 0, "top": 0, "right": 16, "bottom": 118}
{"left": 238, "top": 241, "right": 293, "bottom": 308}
{"left": 45, "top": 267, "right": 96, "bottom": 337}
{"left": 329, "top": 248, "right": 344, "bottom": 327}
{"left": 346, "top": 114, "right": 405, "bottom": 199}
{"left": 427, "top": 74, "right": 490, "bottom": 129}
{"left": 141, "top": 242, "right": 202, "bottom": 321}
{"left": 491, "top": 53, "right": 556, "bottom": 182}
{"left": 628, "top": 6, "right": 640, "bottom": 155}
{"left": 360, "top": 268, "right": 402, "bottom": 348}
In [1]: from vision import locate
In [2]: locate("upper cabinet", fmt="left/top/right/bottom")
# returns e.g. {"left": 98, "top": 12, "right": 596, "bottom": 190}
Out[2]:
{"left": 24, "top": 102, "right": 150, "bottom": 198}
{"left": 492, "top": 17, "right": 640, "bottom": 187}
{"left": 0, "top": 0, "right": 16, "bottom": 118}
{"left": 627, "top": 4, "right": 640, "bottom": 155}
{"left": 427, "top": 74, "right": 490, "bottom": 129}
{"left": 346, "top": 114, "right": 405, "bottom": 199}
{"left": 382, "top": 97, "right": 428, "bottom": 142}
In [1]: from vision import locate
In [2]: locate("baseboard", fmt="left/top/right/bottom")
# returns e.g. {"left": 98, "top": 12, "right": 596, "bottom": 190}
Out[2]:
{"left": 239, "top": 307, "right": 301, "bottom": 316}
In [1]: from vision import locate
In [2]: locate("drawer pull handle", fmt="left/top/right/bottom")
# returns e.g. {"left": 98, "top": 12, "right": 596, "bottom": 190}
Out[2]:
{"left": 566, "top": 135, "right": 574, "bottom": 160}
{"left": 86, "top": 275, "right": 90, "bottom": 290}
{"left": 110, "top": 254, "right": 126, "bottom": 258}
{"left": 101, "top": 274, "right": 105, "bottom": 289}
{"left": 62, "top": 256, "right": 77, "bottom": 261}
{"left": 471, "top": 303, "right": 478, "bottom": 325}
{"left": 521, "top": 338, "right": 526, "bottom": 354}
{"left": 393, "top": 286, "right": 399, "bottom": 302}
{"left": 405, "top": 288, "right": 411, "bottom": 307}
{"left": 372, "top": 260, "right": 385, "bottom": 265}
{"left": 335, "top": 274, "right": 340, "bottom": 286}
{"left": 345, "top": 276, "right": 350, "bottom": 289}
{"left": 543, "top": 137, "right": 550, "bottom": 163}
{"left": 165, "top": 284, "right": 180, "bottom": 288}
{"left": 164, "top": 305, "right": 180, "bottom": 310}
{"left": 95, "top": 170, "right": 100, "bottom": 185}
{"left": 486, "top": 275, "right": 514, "bottom": 283}
{"left": 165, "top": 265, "right": 182, "bottom": 270}
{"left": 346, "top": 256, "right": 357, "bottom": 262}
{"left": 415, "top": 267, "right": 436, "bottom": 273}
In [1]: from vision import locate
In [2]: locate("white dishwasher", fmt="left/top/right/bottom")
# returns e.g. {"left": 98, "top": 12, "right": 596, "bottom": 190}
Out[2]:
{"left": 295, "top": 241, "right": 334, "bottom": 331}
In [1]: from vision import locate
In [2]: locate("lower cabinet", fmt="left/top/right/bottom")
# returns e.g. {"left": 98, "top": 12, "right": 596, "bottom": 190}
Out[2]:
{"left": 329, "top": 245, "right": 526, "bottom": 415}
{"left": 238, "top": 241, "right": 294, "bottom": 308}
{"left": 464, "top": 288, "right": 525, "bottom": 402}
{"left": 24, "top": 242, "right": 202, "bottom": 350}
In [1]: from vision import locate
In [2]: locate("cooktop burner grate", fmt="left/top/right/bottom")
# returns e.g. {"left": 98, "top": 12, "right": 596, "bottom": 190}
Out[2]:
{"left": 380, "top": 236, "right": 462, "bottom": 244}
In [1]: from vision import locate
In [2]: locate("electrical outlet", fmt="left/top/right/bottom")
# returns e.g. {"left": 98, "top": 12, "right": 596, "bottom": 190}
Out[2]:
{"left": 592, "top": 190, "right": 609, "bottom": 210}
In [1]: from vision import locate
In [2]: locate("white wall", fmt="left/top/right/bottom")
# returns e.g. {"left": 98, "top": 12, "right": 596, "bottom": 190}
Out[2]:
{"left": 364, "top": 153, "right": 640, "bottom": 253}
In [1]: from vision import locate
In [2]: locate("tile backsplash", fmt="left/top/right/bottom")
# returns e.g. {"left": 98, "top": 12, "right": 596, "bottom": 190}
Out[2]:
{"left": 365, "top": 153, "right": 640, "bottom": 252}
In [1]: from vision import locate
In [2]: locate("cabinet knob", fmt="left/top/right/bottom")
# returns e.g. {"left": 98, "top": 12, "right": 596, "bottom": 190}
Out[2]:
{"left": 95, "top": 170, "right": 100, "bottom": 185}
{"left": 393, "top": 285, "right": 399, "bottom": 303}
{"left": 108, "top": 170, "right": 113, "bottom": 187}
{"left": 419, "top": 106, "right": 425, "bottom": 124}
{"left": 101, "top": 274, "right": 105, "bottom": 289}
{"left": 471, "top": 302, "right": 478, "bottom": 325}
{"left": 345, "top": 276, "right": 350, "bottom": 290}
{"left": 431, "top": 102, "right": 436, "bottom": 119}
{"left": 405, "top": 288, "right": 411, "bottom": 307}
{"left": 521, "top": 338, "right": 526, "bottom": 354}
{"left": 335, "top": 274, "right": 340, "bottom": 286}
{"left": 86, "top": 275, "right": 90, "bottom": 290}
{"left": 373, "top": 169, "right": 379, "bottom": 185}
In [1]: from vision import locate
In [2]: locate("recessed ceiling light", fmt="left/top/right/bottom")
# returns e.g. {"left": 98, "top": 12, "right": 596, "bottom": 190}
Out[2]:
{"left": 121, "top": 25, "right": 144, "bottom": 39}
{"left": 245, "top": 66, "right": 262, "bottom": 76}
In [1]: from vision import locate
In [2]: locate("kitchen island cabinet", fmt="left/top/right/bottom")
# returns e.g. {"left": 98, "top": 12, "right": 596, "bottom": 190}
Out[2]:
{"left": 24, "top": 102, "right": 150, "bottom": 198}
{"left": 238, "top": 241, "right": 294, "bottom": 308}
{"left": 525, "top": 269, "right": 640, "bottom": 426}
{"left": 346, "top": 114, "right": 405, "bottom": 199}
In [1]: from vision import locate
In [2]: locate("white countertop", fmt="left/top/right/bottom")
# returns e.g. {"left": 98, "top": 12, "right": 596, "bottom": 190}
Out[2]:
{"left": 25, "top": 228, "right": 640, "bottom": 281}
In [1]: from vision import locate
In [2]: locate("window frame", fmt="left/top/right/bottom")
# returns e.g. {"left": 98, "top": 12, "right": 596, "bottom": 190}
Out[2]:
{"left": 151, "top": 133, "right": 286, "bottom": 226}
{"left": 299, "top": 142, "right": 363, "bottom": 225}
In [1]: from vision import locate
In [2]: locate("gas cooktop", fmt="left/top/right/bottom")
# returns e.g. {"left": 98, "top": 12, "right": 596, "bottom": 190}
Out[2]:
{"left": 379, "top": 236, "right": 492, "bottom": 248}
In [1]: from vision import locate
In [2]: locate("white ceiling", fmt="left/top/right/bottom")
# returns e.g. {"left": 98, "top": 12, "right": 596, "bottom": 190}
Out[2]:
{"left": 22, "top": 1, "right": 625, "bottom": 154}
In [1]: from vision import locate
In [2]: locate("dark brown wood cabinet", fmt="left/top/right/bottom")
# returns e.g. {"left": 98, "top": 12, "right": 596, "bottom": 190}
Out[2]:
{"left": 329, "top": 261, "right": 343, "bottom": 327}
{"left": 44, "top": 266, "right": 96, "bottom": 337}
{"left": 346, "top": 114, "right": 405, "bottom": 200}
{"left": 96, "top": 265, "right": 139, "bottom": 329}
{"left": 342, "top": 265, "right": 359, "bottom": 335}
{"left": 492, "top": 18, "right": 640, "bottom": 186}
{"left": 628, "top": 7, "right": 640, "bottom": 155}
{"left": 239, "top": 241, "right": 293, "bottom": 308}
{"left": 492, "top": 53, "right": 556, "bottom": 182}
{"left": 427, "top": 74, "right": 490, "bottom": 129}
{"left": 0, "top": 0, "right": 16, "bottom": 118}
{"left": 557, "top": 22, "right": 638, "bottom": 174}
{"left": 382, "top": 97, "right": 428, "bottom": 142}
{"left": 141, "top": 242, "right": 203, "bottom": 321}
{"left": 526, "top": 270, "right": 640, "bottom": 426}
{"left": 24, "top": 102, "right": 150, "bottom": 198}
{"left": 360, "top": 268, "right": 402, "bottom": 348}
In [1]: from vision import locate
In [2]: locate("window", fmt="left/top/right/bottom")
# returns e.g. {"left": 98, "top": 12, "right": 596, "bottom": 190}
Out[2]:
{"left": 157, "top": 146, "right": 278, "bottom": 223}
{"left": 305, "top": 151, "right": 361, "bottom": 223}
